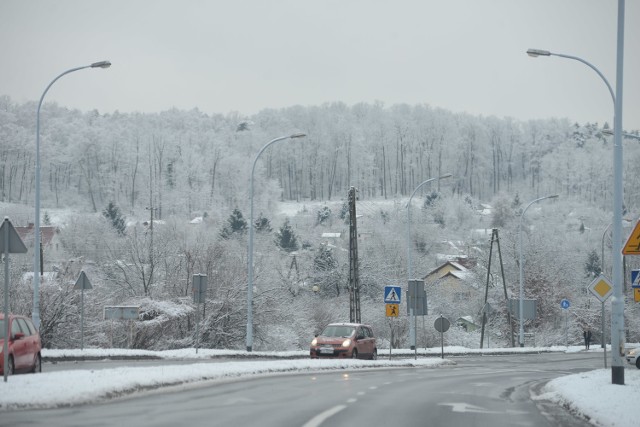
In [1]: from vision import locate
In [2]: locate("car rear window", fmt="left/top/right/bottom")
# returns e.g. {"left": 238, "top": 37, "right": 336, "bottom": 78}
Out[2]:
{"left": 322, "top": 325, "right": 355, "bottom": 338}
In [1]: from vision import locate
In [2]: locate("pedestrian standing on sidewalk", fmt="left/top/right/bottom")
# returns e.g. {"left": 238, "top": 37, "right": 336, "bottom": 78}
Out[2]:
{"left": 583, "top": 329, "right": 592, "bottom": 350}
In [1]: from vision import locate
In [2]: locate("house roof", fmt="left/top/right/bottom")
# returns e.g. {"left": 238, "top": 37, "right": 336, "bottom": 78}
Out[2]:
{"left": 424, "top": 260, "right": 468, "bottom": 278}
{"left": 321, "top": 232, "right": 341, "bottom": 238}
{"left": 14, "top": 223, "right": 58, "bottom": 246}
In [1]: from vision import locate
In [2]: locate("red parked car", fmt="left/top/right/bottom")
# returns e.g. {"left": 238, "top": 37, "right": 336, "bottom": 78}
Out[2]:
{"left": 0, "top": 314, "right": 42, "bottom": 375}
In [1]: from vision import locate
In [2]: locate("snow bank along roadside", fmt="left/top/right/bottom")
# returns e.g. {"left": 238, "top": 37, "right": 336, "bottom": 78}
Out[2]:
{"left": 41, "top": 344, "right": 574, "bottom": 361}
{"left": 0, "top": 358, "right": 453, "bottom": 410}
{"left": 538, "top": 369, "right": 640, "bottom": 427}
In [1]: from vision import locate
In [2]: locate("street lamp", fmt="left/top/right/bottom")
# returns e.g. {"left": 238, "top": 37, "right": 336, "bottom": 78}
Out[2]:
{"left": 406, "top": 173, "right": 452, "bottom": 350}
{"left": 246, "top": 133, "right": 306, "bottom": 351}
{"left": 33, "top": 61, "right": 111, "bottom": 330}
{"left": 518, "top": 194, "right": 559, "bottom": 347}
{"left": 528, "top": 23, "right": 626, "bottom": 385}
{"left": 602, "top": 128, "right": 640, "bottom": 140}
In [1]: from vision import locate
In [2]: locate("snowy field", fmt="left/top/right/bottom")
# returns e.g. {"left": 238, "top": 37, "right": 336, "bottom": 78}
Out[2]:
{"left": 0, "top": 345, "right": 638, "bottom": 427}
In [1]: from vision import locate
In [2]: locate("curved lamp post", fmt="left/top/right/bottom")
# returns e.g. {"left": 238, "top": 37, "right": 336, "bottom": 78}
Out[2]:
{"left": 518, "top": 194, "right": 558, "bottom": 347}
{"left": 406, "top": 173, "right": 452, "bottom": 350}
{"left": 528, "top": 24, "right": 626, "bottom": 385}
{"left": 33, "top": 61, "right": 111, "bottom": 330}
{"left": 246, "top": 133, "right": 306, "bottom": 351}
{"left": 602, "top": 128, "right": 640, "bottom": 140}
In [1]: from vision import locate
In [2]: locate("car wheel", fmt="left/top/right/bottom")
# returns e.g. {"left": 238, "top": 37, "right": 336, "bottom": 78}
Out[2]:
{"left": 351, "top": 349, "right": 358, "bottom": 359}
{"left": 32, "top": 353, "right": 42, "bottom": 373}
{"left": 371, "top": 349, "right": 377, "bottom": 360}
{"left": 636, "top": 357, "right": 640, "bottom": 369}
{"left": 7, "top": 356, "right": 15, "bottom": 375}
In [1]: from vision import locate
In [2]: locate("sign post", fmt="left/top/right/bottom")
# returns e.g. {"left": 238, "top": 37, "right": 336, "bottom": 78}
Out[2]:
{"left": 560, "top": 299, "right": 570, "bottom": 347}
{"left": 588, "top": 274, "right": 613, "bottom": 368}
{"left": 103, "top": 306, "right": 139, "bottom": 348}
{"left": 192, "top": 274, "right": 207, "bottom": 353}
{"left": 434, "top": 315, "right": 450, "bottom": 359}
{"left": 384, "top": 286, "right": 401, "bottom": 359}
{"left": 74, "top": 271, "right": 93, "bottom": 350}
{"left": 1, "top": 218, "right": 27, "bottom": 383}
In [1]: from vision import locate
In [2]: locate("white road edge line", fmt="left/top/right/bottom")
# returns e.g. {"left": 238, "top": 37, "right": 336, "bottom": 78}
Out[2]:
{"left": 302, "top": 404, "right": 348, "bottom": 427}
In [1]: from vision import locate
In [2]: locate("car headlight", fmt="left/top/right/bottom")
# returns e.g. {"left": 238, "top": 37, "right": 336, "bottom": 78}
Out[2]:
{"left": 311, "top": 338, "right": 317, "bottom": 346}
{"left": 342, "top": 339, "right": 351, "bottom": 348}
{"left": 629, "top": 348, "right": 638, "bottom": 356}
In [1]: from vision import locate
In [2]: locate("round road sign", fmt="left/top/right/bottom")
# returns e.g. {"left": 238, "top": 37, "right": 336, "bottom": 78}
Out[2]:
{"left": 434, "top": 316, "right": 450, "bottom": 333}
{"left": 561, "top": 299, "right": 570, "bottom": 309}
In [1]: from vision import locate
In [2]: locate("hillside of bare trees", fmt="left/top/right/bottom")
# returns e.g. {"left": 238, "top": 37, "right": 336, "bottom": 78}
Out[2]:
{"left": 2, "top": 95, "right": 640, "bottom": 350}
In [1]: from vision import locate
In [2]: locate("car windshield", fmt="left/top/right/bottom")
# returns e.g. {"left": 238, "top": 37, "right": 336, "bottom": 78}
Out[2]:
{"left": 321, "top": 325, "right": 355, "bottom": 338}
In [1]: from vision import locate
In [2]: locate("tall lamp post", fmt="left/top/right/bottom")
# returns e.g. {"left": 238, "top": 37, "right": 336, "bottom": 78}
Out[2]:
{"left": 33, "top": 61, "right": 111, "bottom": 330}
{"left": 527, "top": 1, "right": 626, "bottom": 384}
{"left": 518, "top": 194, "right": 559, "bottom": 347}
{"left": 246, "top": 133, "right": 306, "bottom": 351}
{"left": 406, "top": 173, "right": 452, "bottom": 349}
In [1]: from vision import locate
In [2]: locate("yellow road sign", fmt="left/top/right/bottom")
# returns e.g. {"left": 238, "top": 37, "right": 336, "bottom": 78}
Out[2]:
{"left": 635, "top": 288, "right": 640, "bottom": 303}
{"left": 588, "top": 274, "right": 613, "bottom": 303}
{"left": 386, "top": 304, "right": 399, "bottom": 317}
{"left": 622, "top": 221, "right": 640, "bottom": 255}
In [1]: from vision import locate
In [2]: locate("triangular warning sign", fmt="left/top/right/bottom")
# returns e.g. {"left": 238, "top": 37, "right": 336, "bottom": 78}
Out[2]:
{"left": 0, "top": 218, "right": 27, "bottom": 254}
{"left": 622, "top": 221, "right": 640, "bottom": 255}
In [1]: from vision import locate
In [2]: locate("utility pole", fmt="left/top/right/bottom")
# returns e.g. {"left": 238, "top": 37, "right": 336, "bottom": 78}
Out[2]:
{"left": 480, "top": 229, "right": 513, "bottom": 348}
{"left": 348, "top": 187, "right": 361, "bottom": 323}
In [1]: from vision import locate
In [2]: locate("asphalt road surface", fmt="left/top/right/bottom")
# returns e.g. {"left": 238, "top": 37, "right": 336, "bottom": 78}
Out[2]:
{"left": 5, "top": 352, "right": 604, "bottom": 427}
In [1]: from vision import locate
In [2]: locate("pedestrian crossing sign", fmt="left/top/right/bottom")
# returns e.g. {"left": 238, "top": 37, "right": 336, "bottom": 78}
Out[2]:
{"left": 632, "top": 270, "right": 640, "bottom": 288}
{"left": 384, "top": 286, "right": 401, "bottom": 304}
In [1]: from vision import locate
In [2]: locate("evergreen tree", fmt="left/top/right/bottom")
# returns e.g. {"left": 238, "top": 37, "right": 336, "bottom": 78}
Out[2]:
{"left": 491, "top": 196, "right": 513, "bottom": 228}
{"left": 102, "top": 201, "right": 126, "bottom": 235}
{"left": 166, "top": 160, "right": 175, "bottom": 189}
{"left": 313, "top": 244, "right": 341, "bottom": 296}
{"left": 275, "top": 218, "right": 299, "bottom": 252}
{"left": 220, "top": 208, "right": 247, "bottom": 239}
{"left": 339, "top": 201, "right": 349, "bottom": 221}
{"left": 254, "top": 212, "right": 272, "bottom": 233}
{"left": 512, "top": 193, "right": 521, "bottom": 210}
{"left": 316, "top": 206, "right": 332, "bottom": 225}
{"left": 585, "top": 249, "right": 601, "bottom": 278}
{"left": 314, "top": 244, "right": 337, "bottom": 271}
{"left": 43, "top": 211, "right": 52, "bottom": 226}
{"left": 423, "top": 191, "right": 440, "bottom": 208}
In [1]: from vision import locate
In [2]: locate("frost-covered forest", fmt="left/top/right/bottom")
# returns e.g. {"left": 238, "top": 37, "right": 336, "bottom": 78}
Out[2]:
{"left": 1, "top": 94, "right": 640, "bottom": 351}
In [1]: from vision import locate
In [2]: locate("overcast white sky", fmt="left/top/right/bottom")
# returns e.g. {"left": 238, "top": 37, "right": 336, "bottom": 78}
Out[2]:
{"left": 1, "top": 0, "right": 638, "bottom": 129}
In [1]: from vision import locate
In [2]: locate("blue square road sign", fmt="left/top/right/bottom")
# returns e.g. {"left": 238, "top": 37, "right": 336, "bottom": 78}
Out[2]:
{"left": 384, "top": 286, "right": 402, "bottom": 304}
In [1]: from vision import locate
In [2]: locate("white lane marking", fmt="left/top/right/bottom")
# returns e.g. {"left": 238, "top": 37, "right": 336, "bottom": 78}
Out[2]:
{"left": 357, "top": 391, "right": 366, "bottom": 396}
{"left": 347, "top": 398, "right": 357, "bottom": 403}
{"left": 302, "top": 405, "right": 348, "bottom": 427}
{"left": 369, "top": 386, "right": 378, "bottom": 390}
{"left": 438, "top": 402, "right": 500, "bottom": 414}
